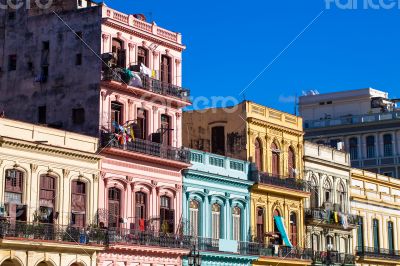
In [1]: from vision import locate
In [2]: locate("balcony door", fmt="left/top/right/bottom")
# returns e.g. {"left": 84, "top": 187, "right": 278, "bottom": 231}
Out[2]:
{"left": 271, "top": 142, "right": 280, "bottom": 176}
{"left": 256, "top": 207, "right": 265, "bottom": 243}
{"left": 211, "top": 126, "right": 225, "bottom": 155}
{"left": 135, "top": 192, "right": 147, "bottom": 231}
{"left": 160, "top": 55, "right": 172, "bottom": 84}
{"left": 161, "top": 114, "right": 171, "bottom": 145}
{"left": 108, "top": 188, "right": 121, "bottom": 228}
{"left": 160, "top": 196, "right": 174, "bottom": 233}
{"left": 71, "top": 180, "right": 86, "bottom": 227}
{"left": 112, "top": 38, "right": 125, "bottom": 68}
{"left": 39, "top": 175, "right": 56, "bottom": 224}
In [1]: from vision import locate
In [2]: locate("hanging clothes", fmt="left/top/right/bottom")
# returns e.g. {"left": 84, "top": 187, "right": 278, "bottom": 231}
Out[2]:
{"left": 140, "top": 63, "right": 152, "bottom": 77}
{"left": 129, "top": 72, "right": 142, "bottom": 87}
{"left": 273, "top": 216, "right": 293, "bottom": 247}
{"left": 342, "top": 214, "right": 348, "bottom": 229}
{"left": 334, "top": 212, "right": 339, "bottom": 223}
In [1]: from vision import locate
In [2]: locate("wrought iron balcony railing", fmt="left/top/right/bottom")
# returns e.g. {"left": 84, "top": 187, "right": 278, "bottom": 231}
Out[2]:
{"left": 305, "top": 208, "right": 359, "bottom": 228}
{"left": 258, "top": 245, "right": 312, "bottom": 260}
{"left": 102, "top": 68, "right": 190, "bottom": 101}
{"left": 0, "top": 221, "right": 107, "bottom": 245}
{"left": 101, "top": 132, "right": 190, "bottom": 164}
{"left": 252, "top": 172, "right": 308, "bottom": 191}
{"left": 107, "top": 227, "right": 192, "bottom": 249}
{"left": 312, "top": 250, "right": 356, "bottom": 265}
{"left": 356, "top": 246, "right": 400, "bottom": 260}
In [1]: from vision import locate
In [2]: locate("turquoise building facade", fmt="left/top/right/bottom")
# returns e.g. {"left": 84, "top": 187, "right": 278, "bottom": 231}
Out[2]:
{"left": 182, "top": 150, "right": 258, "bottom": 265}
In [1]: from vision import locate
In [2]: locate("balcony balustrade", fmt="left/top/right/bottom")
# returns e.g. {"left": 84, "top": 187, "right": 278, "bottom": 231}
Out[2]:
{"left": 305, "top": 208, "right": 359, "bottom": 229}
{"left": 0, "top": 221, "right": 107, "bottom": 245}
{"left": 312, "top": 250, "right": 356, "bottom": 265}
{"left": 304, "top": 110, "right": 400, "bottom": 129}
{"left": 102, "top": 69, "right": 190, "bottom": 101}
{"left": 101, "top": 132, "right": 190, "bottom": 164}
{"left": 356, "top": 246, "right": 400, "bottom": 260}
{"left": 108, "top": 227, "right": 192, "bottom": 249}
{"left": 252, "top": 172, "right": 309, "bottom": 191}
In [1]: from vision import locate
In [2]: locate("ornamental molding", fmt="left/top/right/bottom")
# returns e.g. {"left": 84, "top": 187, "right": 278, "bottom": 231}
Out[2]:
{"left": 185, "top": 172, "right": 253, "bottom": 189}
{"left": 0, "top": 137, "right": 100, "bottom": 162}
{"left": 102, "top": 20, "right": 185, "bottom": 52}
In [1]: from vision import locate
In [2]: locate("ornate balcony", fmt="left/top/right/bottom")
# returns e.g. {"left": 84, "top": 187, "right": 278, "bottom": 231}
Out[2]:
{"left": 252, "top": 172, "right": 309, "bottom": 192}
{"left": 108, "top": 227, "right": 192, "bottom": 249}
{"left": 258, "top": 245, "right": 312, "bottom": 260}
{"left": 356, "top": 246, "right": 400, "bottom": 260}
{"left": 0, "top": 221, "right": 107, "bottom": 245}
{"left": 101, "top": 132, "right": 190, "bottom": 164}
{"left": 312, "top": 250, "right": 356, "bottom": 265}
{"left": 305, "top": 208, "right": 359, "bottom": 229}
{"left": 102, "top": 68, "right": 190, "bottom": 101}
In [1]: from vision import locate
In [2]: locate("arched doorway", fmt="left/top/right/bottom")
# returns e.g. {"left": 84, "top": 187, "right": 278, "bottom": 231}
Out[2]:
{"left": 1, "top": 259, "right": 21, "bottom": 266}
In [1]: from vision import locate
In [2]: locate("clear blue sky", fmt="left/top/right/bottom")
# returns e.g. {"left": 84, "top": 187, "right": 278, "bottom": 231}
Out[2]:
{"left": 104, "top": 0, "right": 400, "bottom": 114}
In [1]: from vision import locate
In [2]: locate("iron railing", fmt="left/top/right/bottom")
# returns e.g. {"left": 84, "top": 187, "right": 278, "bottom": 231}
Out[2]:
{"left": 311, "top": 251, "right": 356, "bottom": 264}
{"left": 305, "top": 208, "right": 359, "bottom": 228}
{"left": 252, "top": 172, "right": 308, "bottom": 191}
{"left": 0, "top": 221, "right": 107, "bottom": 245}
{"left": 107, "top": 227, "right": 192, "bottom": 249}
{"left": 101, "top": 132, "right": 190, "bottom": 164}
{"left": 356, "top": 246, "right": 400, "bottom": 259}
{"left": 102, "top": 68, "right": 190, "bottom": 100}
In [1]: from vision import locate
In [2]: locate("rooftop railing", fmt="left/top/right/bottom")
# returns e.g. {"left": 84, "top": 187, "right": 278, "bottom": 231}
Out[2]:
{"left": 101, "top": 132, "right": 190, "bottom": 164}
{"left": 0, "top": 221, "right": 107, "bottom": 245}
{"left": 356, "top": 246, "right": 400, "bottom": 260}
{"left": 102, "top": 69, "right": 190, "bottom": 101}
{"left": 304, "top": 110, "right": 400, "bottom": 129}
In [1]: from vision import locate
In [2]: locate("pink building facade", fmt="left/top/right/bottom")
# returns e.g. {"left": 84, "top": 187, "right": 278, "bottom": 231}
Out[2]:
{"left": 97, "top": 4, "right": 192, "bottom": 266}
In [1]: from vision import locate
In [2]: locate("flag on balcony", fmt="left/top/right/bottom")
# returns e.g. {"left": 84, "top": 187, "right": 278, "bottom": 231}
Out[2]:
{"left": 274, "top": 215, "right": 293, "bottom": 247}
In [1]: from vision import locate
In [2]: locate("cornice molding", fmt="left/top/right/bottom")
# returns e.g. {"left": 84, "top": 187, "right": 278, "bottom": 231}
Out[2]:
{"left": 247, "top": 117, "right": 304, "bottom": 136}
{"left": 184, "top": 170, "right": 253, "bottom": 189}
{"left": 0, "top": 137, "right": 101, "bottom": 162}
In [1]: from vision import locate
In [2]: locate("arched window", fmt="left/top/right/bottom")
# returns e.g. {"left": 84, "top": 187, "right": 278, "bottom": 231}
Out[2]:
{"left": 288, "top": 147, "right": 295, "bottom": 178}
{"left": 232, "top": 206, "right": 241, "bottom": 242}
{"left": 273, "top": 209, "right": 283, "bottom": 245}
{"left": 112, "top": 38, "right": 125, "bottom": 68}
{"left": 349, "top": 137, "right": 358, "bottom": 160}
{"left": 256, "top": 207, "right": 265, "bottom": 243}
{"left": 39, "top": 174, "right": 56, "bottom": 223}
{"left": 311, "top": 234, "right": 319, "bottom": 252}
{"left": 71, "top": 180, "right": 86, "bottom": 227}
{"left": 189, "top": 200, "right": 199, "bottom": 236}
{"left": 366, "top": 136, "right": 376, "bottom": 158}
{"left": 137, "top": 46, "right": 148, "bottom": 67}
{"left": 373, "top": 219, "right": 380, "bottom": 251}
{"left": 310, "top": 176, "right": 319, "bottom": 208}
{"left": 323, "top": 179, "right": 332, "bottom": 203}
{"left": 271, "top": 142, "right": 280, "bottom": 176}
{"left": 160, "top": 195, "right": 174, "bottom": 233}
{"left": 326, "top": 235, "right": 334, "bottom": 250}
{"left": 111, "top": 101, "right": 123, "bottom": 129}
{"left": 212, "top": 203, "right": 221, "bottom": 239}
{"left": 383, "top": 134, "right": 393, "bottom": 157}
{"left": 255, "top": 138, "right": 262, "bottom": 171}
{"left": 108, "top": 187, "right": 121, "bottom": 228}
{"left": 338, "top": 182, "right": 346, "bottom": 212}
{"left": 4, "top": 169, "right": 26, "bottom": 222}
{"left": 135, "top": 192, "right": 147, "bottom": 231}
{"left": 289, "top": 212, "right": 297, "bottom": 246}
{"left": 160, "top": 55, "right": 172, "bottom": 84}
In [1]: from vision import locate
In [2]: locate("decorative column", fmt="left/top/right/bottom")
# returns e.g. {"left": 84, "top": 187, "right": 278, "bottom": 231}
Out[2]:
{"left": 175, "top": 58, "right": 181, "bottom": 87}
{"left": 175, "top": 112, "right": 181, "bottom": 148}
{"left": 101, "top": 33, "right": 109, "bottom": 54}
{"left": 226, "top": 196, "right": 232, "bottom": 240}
{"left": 128, "top": 43, "right": 136, "bottom": 66}
{"left": 204, "top": 190, "right": 211, "bottom": 238}
{"left": 153, "top": 51, "right": 159, "bottom": 77}
{"left": 151, "top": 181, "right": 158, "bottom": 218}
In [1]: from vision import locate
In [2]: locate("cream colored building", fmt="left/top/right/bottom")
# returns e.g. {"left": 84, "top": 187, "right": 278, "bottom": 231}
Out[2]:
{"left": 304, "top": 142, "right": 356, "bottom": 265}
{"left": 0, "top": 118, "right": 103, "bottom": 266}
{"left": 351, "top": 169, "right": 400, "bottom": 265}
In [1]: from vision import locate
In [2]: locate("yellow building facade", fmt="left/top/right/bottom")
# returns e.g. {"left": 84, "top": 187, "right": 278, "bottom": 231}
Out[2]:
{"left": 183, "top": 101, "right": 311, "bottom": 266}
{"left": 351, "top": 169, "right": 400, "bottom": 266}
{"left": 0, "top": 118, "right": 103, "bottom": 266}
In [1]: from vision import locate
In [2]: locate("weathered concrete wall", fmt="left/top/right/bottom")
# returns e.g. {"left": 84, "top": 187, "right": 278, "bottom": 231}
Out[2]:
{"left": 0, "top": 4, "right": 102, "bottom": 136}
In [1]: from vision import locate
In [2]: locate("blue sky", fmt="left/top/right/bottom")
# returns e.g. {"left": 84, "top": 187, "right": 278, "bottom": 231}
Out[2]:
{"left": 104, "top": 0, "right": 400, "bottom": 114}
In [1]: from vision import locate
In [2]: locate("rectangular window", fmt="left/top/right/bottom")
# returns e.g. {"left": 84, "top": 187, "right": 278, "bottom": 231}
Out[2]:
{"left": 75, "top": 53, "right": 82, "bottom": 65}
{"left": 8, "top": 55, "right": 17, "bottom": 71}
{"left": 349, "top": 137, "right": 358, "bottom": 160}
{"left": 38, "top": 105, "right": 46, "bottom": 124}
{"left": 373, "top": 219, "right": 380, "bottom": 251}
{"left": 383, "top": 134, "right": 393, "bottom": 157}
{"left": 366, "top": 136, "right": 376, "bottom": 158}
{"left": 72, "top": 108, "right": 85, "bottom": 125}
{"left": 388, "top": 221, "right": 394, "bottom": 253}
{"left": 136, "top": 108, "right": 147, "bottom": 140}
{"left": 211, "top": 126, "right": 225, "bottom": 156}
{"left": 71, "top": 180, "right": 86, "bottom": 227}
{"left": 111, "top": 102, "right": 123, "bottom": 128}
{"left": 161, "top": 114, "right": 171, "bottom": 145}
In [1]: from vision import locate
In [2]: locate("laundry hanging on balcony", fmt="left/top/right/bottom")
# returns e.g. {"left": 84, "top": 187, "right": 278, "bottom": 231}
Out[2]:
{"left": 140, "top": 63, "right": 152, "bottom": 77}
{"left": 274, "top": 215, "right": 293, "bottom": 247}
{"left": 128, "top": 72, "right": 142, "bottom": 87}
